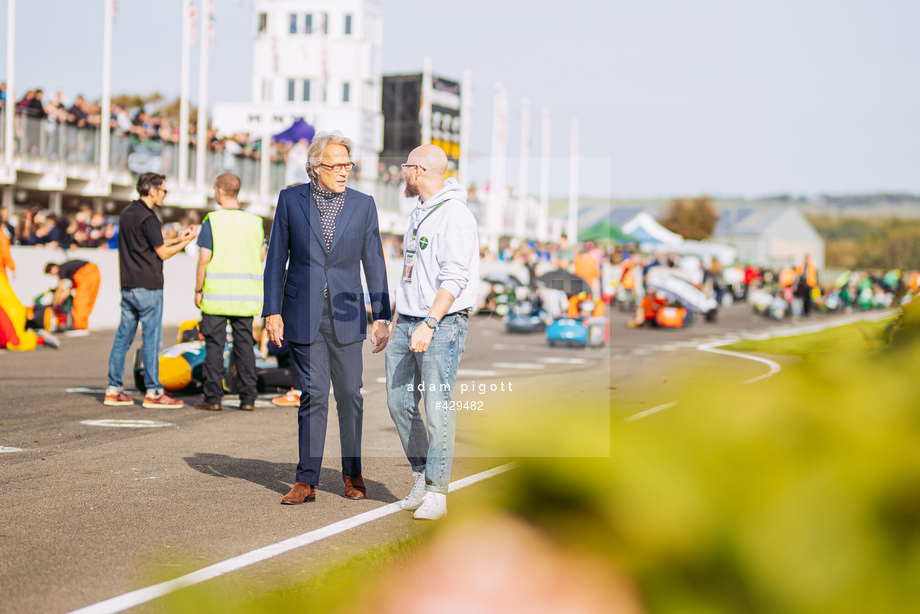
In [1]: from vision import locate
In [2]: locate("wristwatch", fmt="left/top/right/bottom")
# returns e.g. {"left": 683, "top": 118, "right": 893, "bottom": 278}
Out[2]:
{"left": 423, "top": 316, "right": 440, "bottom": 331}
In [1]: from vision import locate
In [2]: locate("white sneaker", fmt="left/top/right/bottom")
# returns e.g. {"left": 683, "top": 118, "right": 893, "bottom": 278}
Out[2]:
{"left": 397, "top": 471, "right": 426, "bottom": 511}
{"left": 37, "top": 329, "right": 60, "bottom": 349}
{"left": 413, "top": 492, "right": 447, "bottom": 520}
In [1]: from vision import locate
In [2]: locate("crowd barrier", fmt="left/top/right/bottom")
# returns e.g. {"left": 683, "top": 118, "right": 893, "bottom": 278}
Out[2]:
{"left": 8, "top": 246, "right": 200, "bottom": 329}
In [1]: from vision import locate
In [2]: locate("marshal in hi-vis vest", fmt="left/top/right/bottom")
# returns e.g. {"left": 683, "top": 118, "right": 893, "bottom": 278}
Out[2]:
{"left": 201, "top": 209, "right": 264, "bottom": 317}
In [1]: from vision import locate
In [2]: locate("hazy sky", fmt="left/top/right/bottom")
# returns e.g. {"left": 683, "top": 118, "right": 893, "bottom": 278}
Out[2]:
{"left": 1, "top": 0, "right": 917, "bottom": 200}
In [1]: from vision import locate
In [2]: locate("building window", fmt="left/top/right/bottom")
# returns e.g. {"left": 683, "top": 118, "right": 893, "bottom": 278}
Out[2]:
{"left": 303, "top": 79, "right": 311, "bottom": 102}
{"left": 344, "top": 14, "right": 352, "bottom": 35}
{"left": 258, "top": 13, "right": 267, "bottom": 34}
{"left": 287, "top": 79, "right": 296, "bottom": 102}
{"left": 321, "top": 13, "right": 328, "bottom": 34}
{"left": 304, "top": 13, "right": 312, "bottom": 34}
{"left": 342, "top": 82, "right": 350, "bottom": 103}
{"left": 289, "top": 13, "right": 297, "bottom": 34}
{"left": 323, "top": 85, "right": 327, "bottom": 102}
{"left": 262, "top": 79, "right": 272, "bottom": 102}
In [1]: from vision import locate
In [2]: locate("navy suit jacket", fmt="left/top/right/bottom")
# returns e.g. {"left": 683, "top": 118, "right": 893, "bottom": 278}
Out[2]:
{"left": 262, "top": 184, "right": 391, "bottom": 345}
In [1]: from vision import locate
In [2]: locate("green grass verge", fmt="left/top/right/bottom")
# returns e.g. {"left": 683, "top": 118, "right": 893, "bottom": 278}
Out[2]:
{"left": 720, "top": 316, "right": 893, "bottom": 356}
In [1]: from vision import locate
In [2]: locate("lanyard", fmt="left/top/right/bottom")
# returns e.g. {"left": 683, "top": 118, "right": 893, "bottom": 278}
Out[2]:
{"left": 403, "top": 201, "right": 447, "bottom": 283}
{"left": 409, "top": 201, "right": 446, "bottom": 248}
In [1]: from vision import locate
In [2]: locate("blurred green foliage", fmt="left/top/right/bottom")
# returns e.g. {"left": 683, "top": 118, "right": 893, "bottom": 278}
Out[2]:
{"left": 722, "top": 317, "right": 892, "bottom": 356}
{"left": 156, "top": 308, "right": 920, "bottom": 614}
{"left": 496, "top": 314, "right": 920, "bottom": 613}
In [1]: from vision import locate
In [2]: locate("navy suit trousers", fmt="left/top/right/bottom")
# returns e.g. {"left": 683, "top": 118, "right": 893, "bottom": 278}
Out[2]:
{"left": 289, "top": 300, "right": 365, "bottom": 485}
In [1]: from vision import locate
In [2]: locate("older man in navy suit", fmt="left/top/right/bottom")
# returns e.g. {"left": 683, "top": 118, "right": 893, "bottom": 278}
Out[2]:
{"left": 263, "top": 131, "right": 391, "bottom": 505}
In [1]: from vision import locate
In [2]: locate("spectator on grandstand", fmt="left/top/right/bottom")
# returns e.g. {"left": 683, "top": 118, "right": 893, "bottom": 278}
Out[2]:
{"left": 1, "top": 208, "right": 13, "bottom": 240}
{"left": 110, "top": 104, "right": 133, "bottom": 136}
{"left": 0, "top": 81, "right": 6, "bottom": 109}
{"left": 13, "top": 205, "right": 39, "bottom": 245}
{"left": 45, "top": 90, "right": 71, "bottom": 123}
{"left": 68, "top": 95, "right": 89, "bottom": 127}
{"left": 29, "top": 89, "right": 48, "bottom": 119}
{"left": 32, "top": 213, "right": 66, "bottom": 248}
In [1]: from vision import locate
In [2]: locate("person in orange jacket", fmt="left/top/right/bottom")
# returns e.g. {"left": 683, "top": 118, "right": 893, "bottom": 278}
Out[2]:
{"left": 1, "top": 224, "right": 15, "bottom": 280}
{"left": 45, "top": 260, "right": 102, "bottom": 330}
{"left": 627, "top": 290, "right": 668, "bottom": 329}
{"left": 573, "top": 248, "right": 601, "bottom": 295}
{"left": 567, "top": 292, "right": 606, "bottom": 319}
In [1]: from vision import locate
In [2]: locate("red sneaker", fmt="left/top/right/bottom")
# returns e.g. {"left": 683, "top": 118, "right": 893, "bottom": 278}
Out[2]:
{"left": 104, "top": 389, "right": 134, "bottom": 406}
{"left": 143, "top": 391, "right": 184, "bottom": 409}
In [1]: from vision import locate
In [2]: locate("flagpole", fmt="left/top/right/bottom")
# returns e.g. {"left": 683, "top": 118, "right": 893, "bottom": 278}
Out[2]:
{"left": 515, "top": 97, "right": 531, "bottom": 240}
{"left": 458, "top": 69, "right": 472, "bottom": 187}
{"left": 567, "top": 118, "right": 580, "bottom": 245}
{"left": 421, "top": 57, "right": 433, "bottom": 146}
{"left": 195, "top": 0, "right": 210, "bottom": 191}
{"left": 178, "top": 0, "right": 192, "bottom": 190}
{"left": 487, "top": 83, "right": 507, "bottom": 255}
{"left": 259, "top": 109, "right": 270, "bottom": 202}
{"left": 3, "top": 0, "right": 14, "bottom": 169}
{"left": 537, "top": 107, "right": 550, "bottom": 241}
{"left": 99, "top": 0, "right": 114, "bottom": 180}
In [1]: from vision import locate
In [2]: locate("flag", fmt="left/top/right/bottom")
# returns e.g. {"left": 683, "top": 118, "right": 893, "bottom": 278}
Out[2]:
{"left": 189, "top": 0, "right": 197, "bottom": 45}
{"left": 207, "top": 0, "right": 216, "bottom": 50}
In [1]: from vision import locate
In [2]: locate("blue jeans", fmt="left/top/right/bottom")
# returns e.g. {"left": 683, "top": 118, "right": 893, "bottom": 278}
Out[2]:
{"left": 386, "top": 312, "right": 468, "bottom": 494}
{"left": 107, "top": 288, "right": 164, "bottom": 395}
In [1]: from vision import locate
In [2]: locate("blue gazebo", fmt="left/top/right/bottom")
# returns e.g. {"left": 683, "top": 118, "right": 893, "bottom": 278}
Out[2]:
{"left": 273, "top": 118, "right": 316, "bottom": 144}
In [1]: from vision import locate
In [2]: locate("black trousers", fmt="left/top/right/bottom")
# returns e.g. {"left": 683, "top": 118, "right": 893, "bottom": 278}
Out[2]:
{"left": 201, "top": 313, "right": 258, "bottom": 405}
{"left": 289, "top": 301, "right": 365, "bottom": 485}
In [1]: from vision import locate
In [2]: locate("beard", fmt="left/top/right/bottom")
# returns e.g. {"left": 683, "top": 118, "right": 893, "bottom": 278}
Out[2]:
{"left": 404, "top": 178, "right": 419, "bottom": 198}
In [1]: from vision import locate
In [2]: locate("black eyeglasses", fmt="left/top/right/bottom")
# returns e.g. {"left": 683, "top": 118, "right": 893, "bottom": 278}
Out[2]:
{"left": 401, "top": 163, "right": 426, "bottom": 173}
{"left": 319, "top": 162, "right": 355, "bottom": 173}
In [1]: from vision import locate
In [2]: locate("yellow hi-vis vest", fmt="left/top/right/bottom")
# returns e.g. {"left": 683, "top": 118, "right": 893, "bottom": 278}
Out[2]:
{"left": 201, "top": 209, "right": 264, "bottom": 317}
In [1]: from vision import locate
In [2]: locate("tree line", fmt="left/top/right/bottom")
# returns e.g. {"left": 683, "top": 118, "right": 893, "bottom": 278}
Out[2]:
{"left": 808, "top": 216, "right": 920, "bottom": 271}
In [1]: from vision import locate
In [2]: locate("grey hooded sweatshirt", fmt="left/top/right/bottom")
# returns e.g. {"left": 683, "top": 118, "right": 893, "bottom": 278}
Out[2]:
{"left": 396, "top": 178, "right": 480, "bottom": 317}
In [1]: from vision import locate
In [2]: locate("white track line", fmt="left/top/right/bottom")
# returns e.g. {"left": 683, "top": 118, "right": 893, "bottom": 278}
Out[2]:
{"left": 80, "top": 420, "right": 175, "bottom": 429}
{"left": 67, "top": 462, "right": 518, "bottom": 614}
{"left": 623, "top": 311, "right": 894, "bottom": 422}
{"left": 623, "top": 401, "right": 679, "bottom": 423}
{"left": 696, "top": 342, "right": 781, "bottom": 385}
{"left": 493, "top": 362, "right": 546, "bottom": 370}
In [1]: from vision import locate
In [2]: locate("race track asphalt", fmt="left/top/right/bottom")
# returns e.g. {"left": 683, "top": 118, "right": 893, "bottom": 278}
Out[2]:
{"left": 0, "top": 302, "right": 865, "bottom": 613}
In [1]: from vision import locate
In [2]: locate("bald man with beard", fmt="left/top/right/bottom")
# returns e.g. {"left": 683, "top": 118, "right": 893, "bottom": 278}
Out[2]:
{"left": 385, "top": 145, "right": 480, "bottom": 520}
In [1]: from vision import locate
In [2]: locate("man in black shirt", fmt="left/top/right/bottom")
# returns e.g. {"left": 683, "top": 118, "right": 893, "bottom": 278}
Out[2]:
{"left": 105, "top": 172, "right": 198, "bottom": 409}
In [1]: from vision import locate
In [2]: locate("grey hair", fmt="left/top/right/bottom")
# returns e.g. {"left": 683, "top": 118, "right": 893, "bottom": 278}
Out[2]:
{"left": 306, "top": 131, "right": 353, "bottom": 181}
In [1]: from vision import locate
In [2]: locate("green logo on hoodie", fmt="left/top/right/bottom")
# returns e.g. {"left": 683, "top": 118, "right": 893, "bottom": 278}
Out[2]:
{"left": 419, "top": 237, "right": 429, "bottom": 250}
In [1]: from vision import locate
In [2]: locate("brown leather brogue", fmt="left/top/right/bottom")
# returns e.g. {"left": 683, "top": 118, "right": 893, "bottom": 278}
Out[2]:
{"left": 342, "top": 471, "right": 367, "bottom": 500}
{"left": 281, "top": 482, "right": 315, "bottom": 505}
